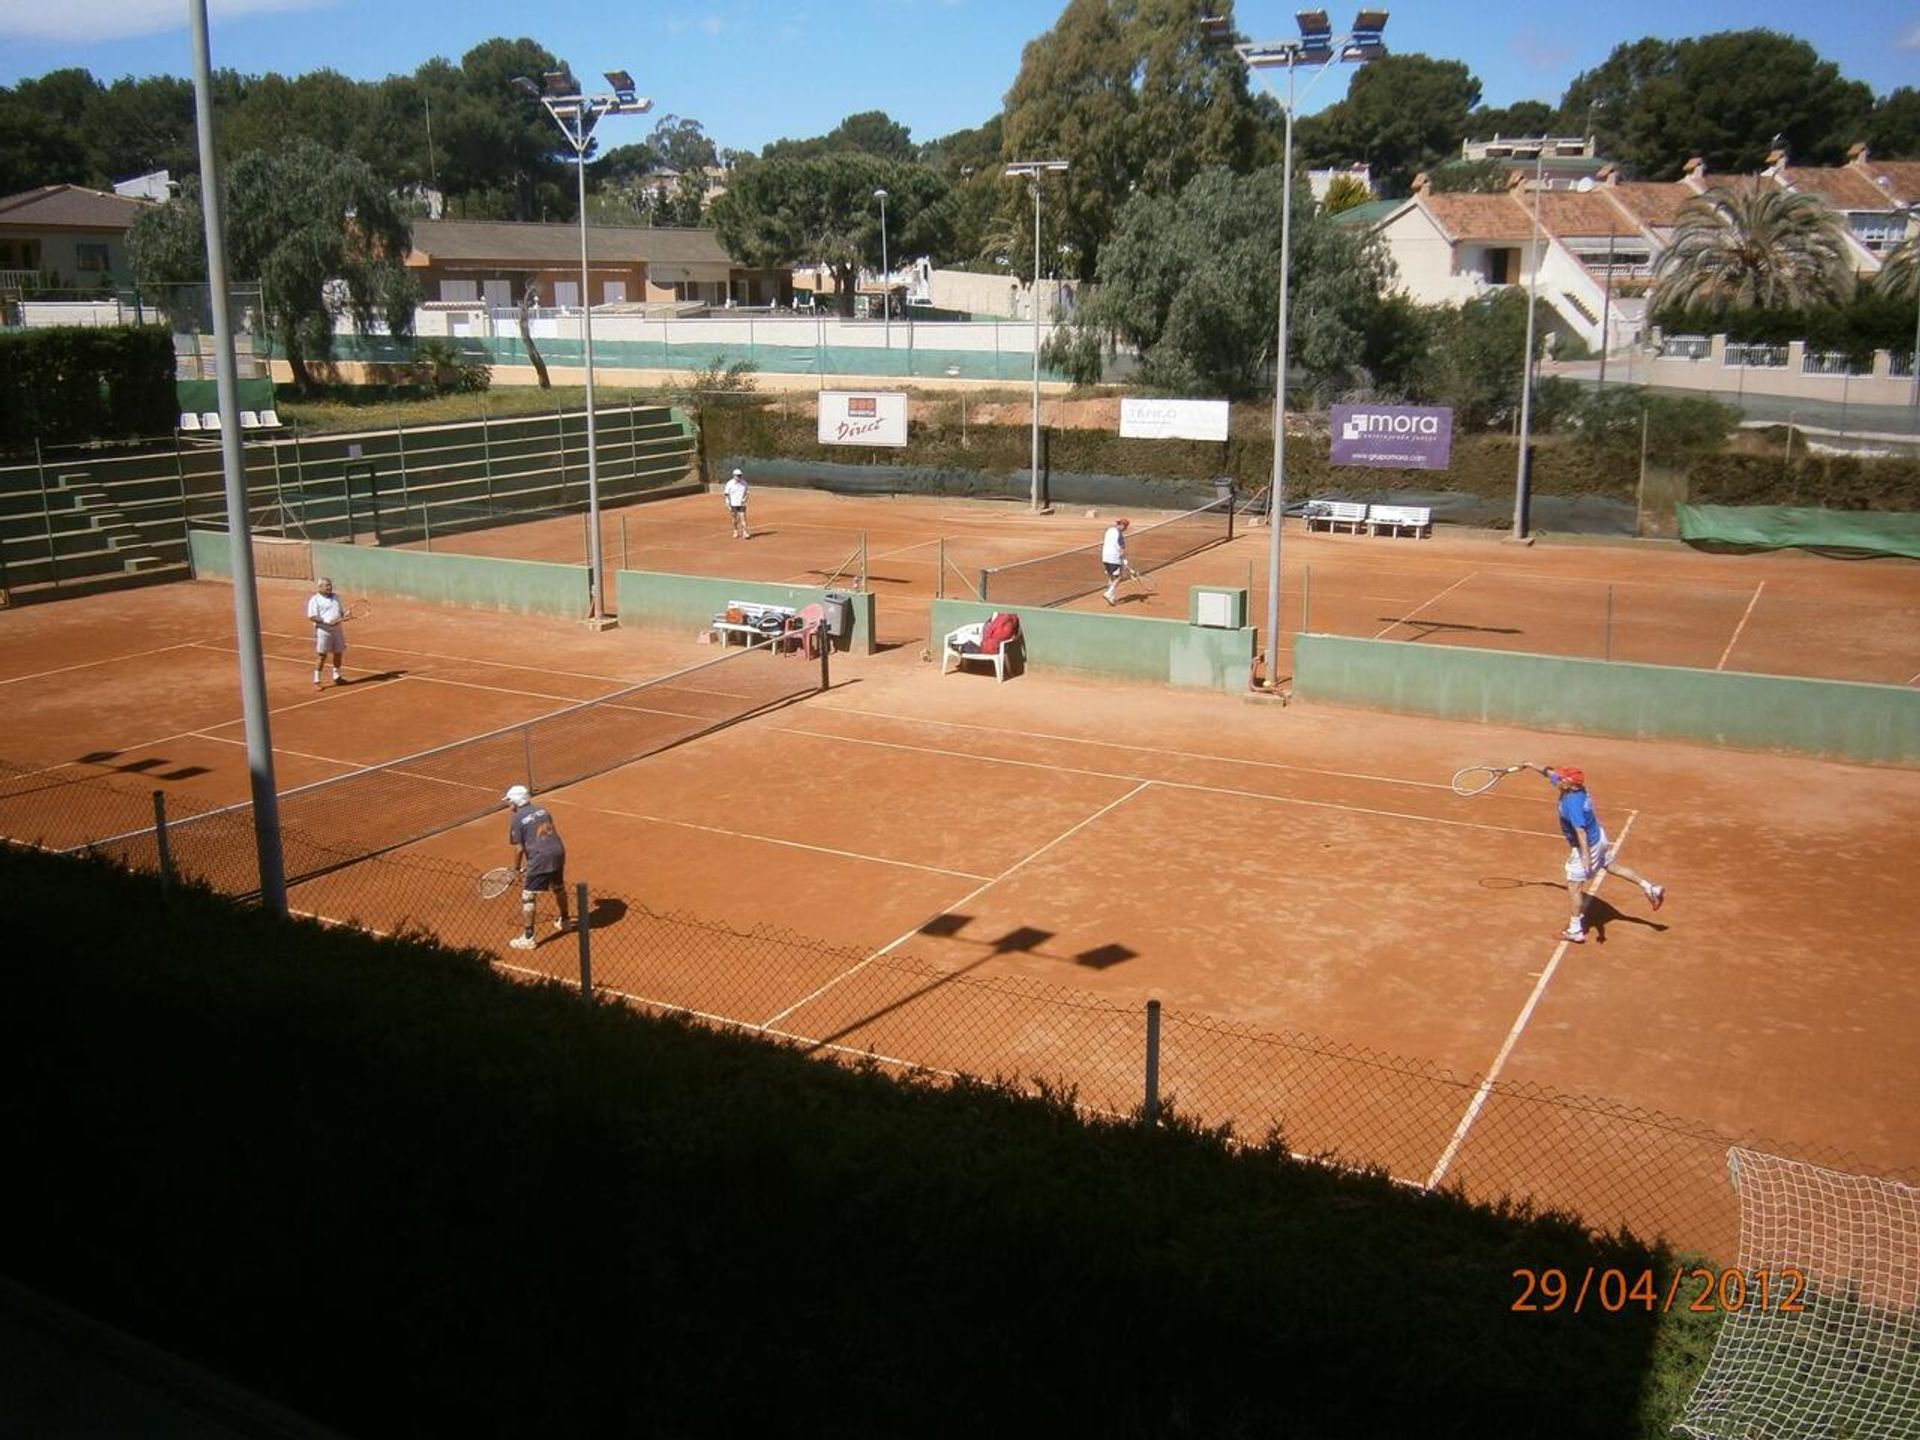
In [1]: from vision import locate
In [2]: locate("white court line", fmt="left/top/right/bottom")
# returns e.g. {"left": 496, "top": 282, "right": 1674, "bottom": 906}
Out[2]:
{"left": 759, "top": 780, "right": 1153, "bottom": 1029}
{"left": 0, "top": 642, "right": 202, "bottom": 687}
{"left": 1372, "top": 572, "right": 1477, "bottom": 640}
{"left": 554, "top": 798, "right": 993, "bottom": 882}
{"left": 774, "top": 725, "right": 1551, "bottom": 839}
{"left": 1424, "top": 810, "right": 1641, "bottom": 1191}
{"left": 1908, "top": 670, "right": 1920, "bottom": 687}
{"left": 809, "top": 704, "right": 1472, "bottom": 793}
{"left": 1716, "top": 582, "right": 1766, "bottom": 670}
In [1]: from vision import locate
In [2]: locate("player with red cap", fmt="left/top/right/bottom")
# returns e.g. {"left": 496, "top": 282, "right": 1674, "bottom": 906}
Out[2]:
{"left": 1519, "top": 763, "right": 1665, "bottom": 943}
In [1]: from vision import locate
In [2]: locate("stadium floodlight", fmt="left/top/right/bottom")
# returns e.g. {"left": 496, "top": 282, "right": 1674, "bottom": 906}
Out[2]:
{"left": 1006, "top": 160, "right": 1070, "bottom": 511}
{"left": 1221, "top": 9, "right": 1388, "bottom": 692}
{"left": 874, "top": 187, "right": 890, "bottom": 350}
{"left": 514, "top": 66, "right": 654, "bottom": 627}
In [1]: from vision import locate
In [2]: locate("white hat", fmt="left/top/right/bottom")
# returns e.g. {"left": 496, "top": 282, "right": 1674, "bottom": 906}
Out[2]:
{"left": 504, "top": 785, "right": 530, "bottom": 806}
{"left": 731, "top": 467, "right": 743, "bottom": 477}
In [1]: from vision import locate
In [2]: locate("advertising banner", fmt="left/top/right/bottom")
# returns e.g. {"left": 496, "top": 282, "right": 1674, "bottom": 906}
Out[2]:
{"left": 1119, "top": 397, "right": 1231, "bottom": 442}
{"left": 1330, "top": 404, "right": 1453, "bottom": 470}
{"left": 818, "top": 390, "right": 910, "bottom": 447}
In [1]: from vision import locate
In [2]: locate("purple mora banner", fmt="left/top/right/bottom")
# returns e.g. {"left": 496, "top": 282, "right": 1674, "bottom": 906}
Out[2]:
{"left": 1330, "top": 404, "right": 1453, "bottom": 470}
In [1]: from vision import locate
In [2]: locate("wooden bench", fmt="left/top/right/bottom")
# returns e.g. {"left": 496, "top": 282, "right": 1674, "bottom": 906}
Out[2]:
{"left": 1304, "top": 500, "right": 1369, "bottom": 534}
{"left": 1366, "top": 504, "right": 1433, "bottom": 538}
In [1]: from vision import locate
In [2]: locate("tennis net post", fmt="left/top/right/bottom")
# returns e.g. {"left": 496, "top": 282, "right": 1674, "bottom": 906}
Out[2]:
{"left": 152, "top": 790, "right": 173, "bottom": 895}
{"left": 1144, "top": 999, "right": 1162, "bottom": 1125}
{"left": 576, "top": 881, "right": 593, "bottom": 999}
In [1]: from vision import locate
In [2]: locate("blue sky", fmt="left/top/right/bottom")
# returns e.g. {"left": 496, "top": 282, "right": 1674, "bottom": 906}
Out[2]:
{"left": 3, "top": 0, "right": 1917, "bottom": 155}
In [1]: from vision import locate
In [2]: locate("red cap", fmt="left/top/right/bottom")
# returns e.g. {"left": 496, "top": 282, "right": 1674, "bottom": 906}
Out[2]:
{"left": 1555, "top": 767, "right": 1585, "bottom": 787}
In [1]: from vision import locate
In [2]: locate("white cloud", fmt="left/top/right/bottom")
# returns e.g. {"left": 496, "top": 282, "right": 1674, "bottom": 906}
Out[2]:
{"left": 0, "top": 0, "right": 331, "bottom": 44}
{"left": 1509, "top": 26, "right": 1572, "bottom": 72}
{"left": 1898, "top": 22, "right": 1920, "bottom": 51}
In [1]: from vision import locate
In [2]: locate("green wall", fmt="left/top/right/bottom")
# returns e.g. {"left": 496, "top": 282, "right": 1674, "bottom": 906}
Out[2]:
{"left": 190, "top": 529, "right": 590, "bottom": 618}
{"left": 931, "top": 597, "right": 1255, "bottom": 691}
{"left": 617, "top": 570, "right": 877, "bottom": 654}
{"left": 1294, "top": 633, "right": 1920, "bottom": 766}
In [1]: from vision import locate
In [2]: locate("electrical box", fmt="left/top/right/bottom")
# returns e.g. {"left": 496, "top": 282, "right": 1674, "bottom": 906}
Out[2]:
{"left": 1191, "top": 586, "right": 1248, "bottom": 629}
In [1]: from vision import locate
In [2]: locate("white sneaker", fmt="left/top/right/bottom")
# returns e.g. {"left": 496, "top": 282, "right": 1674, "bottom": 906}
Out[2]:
{"left": 1646, "top": 884, "right": 1665, "bottom": 912}
{"left": 1559, "top": 926, "right": 1585, "bottom": 944}
{"left": 552, "top": 918, "right": 568, "bottom": 933}
{"left": 508, "top": 934, "right": 537, "bottom": 951}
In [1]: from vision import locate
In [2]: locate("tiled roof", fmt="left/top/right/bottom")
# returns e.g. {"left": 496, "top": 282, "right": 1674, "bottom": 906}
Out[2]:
{"left": 0, "top": 184, "right": 152, "bottom": 230}
{"left": 407, "top": 219, "right": 736, "bottom": 267}
{"left": 1534, "top": 191, "right": 1640, "bottom": 238}
{"left": 1419, "top": 192, "right": 1533, "bottom": 242}
{"left": 1859, "top": 160, "right": 1920, "bottom": 207}
{"left": 1600, "top": 183, "right": 1694, "bottom": 228}
{"left": 1778, "top": 166, "right": 1898, "bottom": 212}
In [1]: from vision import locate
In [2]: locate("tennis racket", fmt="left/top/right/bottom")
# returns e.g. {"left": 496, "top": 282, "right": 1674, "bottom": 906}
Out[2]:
{"left": 344, "top": 596, "right": 371, "bottom": 621}
{"left": 477, "top": 866, "right": 518, "bottom": 899}
{"left": 1124, "top": 565, "right": 1155, "bottom": 595}
{"left": 1451, "top": 764, "right": 1523, "bottom": 797}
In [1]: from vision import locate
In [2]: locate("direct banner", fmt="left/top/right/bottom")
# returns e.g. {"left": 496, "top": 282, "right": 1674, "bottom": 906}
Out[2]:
{"left": 1330, "top": 404, "right": 1453, "bottom": 470}
{"left": 1119, "top": 397, "right": 1231, "bottom": 442}
{"left": 818, "top": 390, "right": 910, "bottom": 447}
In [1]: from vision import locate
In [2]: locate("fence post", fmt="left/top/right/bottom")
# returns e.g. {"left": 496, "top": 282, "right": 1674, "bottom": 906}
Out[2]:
{"left": 35, "top": 440, "right": 59, "bottom": 584}
{"left": 575, "top": 881, "right": 593, "bottom": 999}
{"left": 1605, "top": 585, "right": 1614, "bottom": 662}
{"left": 1143, "top": 999, "right": 1162, "bottom": 1125}
{"left": 936, "top": 537, "right": 945, "bottom": 599}
{"left": 859, "top": 531, "right": 868, "bottom": 591}
{"left": 152, "top": 790, "right": 174, "bottom": 894}
{"left": 1300, "top": 563, "right": 1311, "bottom": 635}
{"left": 397, "top": 421, "right": 409, "bottom": 503}
{"left": 819, "top": 625, "right": 832, "bottom": 689}
{"left": 523, "top": 729, "right": 536, "bottom": 794}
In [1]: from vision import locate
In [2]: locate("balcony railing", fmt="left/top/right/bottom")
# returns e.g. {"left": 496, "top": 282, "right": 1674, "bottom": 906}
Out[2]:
{"left": 1657, "top": 335, "right": 1711, "bottom": 360}
{"left": 1724, "top": 342, "right": 1788, "bottom": 369}
{"left": 1802, "top": 351, "right": 1871, "bottom": 376}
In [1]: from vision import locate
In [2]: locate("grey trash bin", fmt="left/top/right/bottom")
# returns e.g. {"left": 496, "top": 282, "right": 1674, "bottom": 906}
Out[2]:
{"left": 1213, "top": 475, "right": 1237, "bottom": 505}
{"left": 821, "top": 590, "right": 853, "bottom": 640}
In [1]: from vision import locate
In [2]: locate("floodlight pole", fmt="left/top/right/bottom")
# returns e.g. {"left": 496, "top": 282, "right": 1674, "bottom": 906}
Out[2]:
{"left": 1235, "top": 11, "right": 1387, "bottom": 691}
{"left": 1006, "top": 160, "right": 1069, "bottom": 512}
{"left": 189, "top": 0, "right": 285, "bottom": 913}
{"left": 874, "top": 188, "right": 890, "bottom": 350}
{"left": 526, "top": 71, "right": 651, "bottom": 627}
{"left": 1511, "top": 141, "right": 1547, "bottom": 541}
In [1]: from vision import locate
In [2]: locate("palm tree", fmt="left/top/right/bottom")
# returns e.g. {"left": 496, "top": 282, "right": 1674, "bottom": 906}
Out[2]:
{"left": 1651, "top": 184, "right": 1855, "bottom": 311}
{"left": 1876, "top": 233, "right": 1918, "bottom": 302}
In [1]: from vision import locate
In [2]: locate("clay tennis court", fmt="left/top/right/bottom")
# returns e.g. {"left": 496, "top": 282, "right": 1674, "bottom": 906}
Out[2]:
{"left": 2, "top": 547, "right": 1916, "bottom": 1258}
{"left": 409, "top": 485, "right": 1920, "bottom": 684}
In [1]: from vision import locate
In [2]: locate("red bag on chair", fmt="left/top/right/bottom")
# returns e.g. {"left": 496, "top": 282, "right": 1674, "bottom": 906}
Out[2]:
{"left": 980, "top": 612, "right": 1020, "bottom": 655}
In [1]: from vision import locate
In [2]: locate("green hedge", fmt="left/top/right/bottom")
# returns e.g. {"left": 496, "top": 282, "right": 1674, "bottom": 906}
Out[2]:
{"left": 0, "top": 846, "right": 1717, "bottom": 1438}
{"left": 1690, "top": 451, "right": 1920, "bottom": 510}
{"left": 0, "top": 325, "right": 176, "bottom": 450}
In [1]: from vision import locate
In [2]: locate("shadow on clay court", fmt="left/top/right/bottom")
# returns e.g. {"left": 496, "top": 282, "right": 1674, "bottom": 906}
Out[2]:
{"left": 1490, "top": 880, "right": 1671, "bottom": 944}
{"left": 71, "top": 751, "right": 213, "bottom": 782}
{"left": 585, "top": 896, "right": 628, "bottom": 930}
{"left": 1374, "top": 617, "right": 1523, "bottom": 639}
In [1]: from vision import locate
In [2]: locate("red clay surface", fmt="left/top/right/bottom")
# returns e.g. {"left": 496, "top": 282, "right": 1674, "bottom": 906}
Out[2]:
{"left": 409, "top": 488, "right": 1920, "bottom": 684}
{"left": 3, "top": 571, "right": 1916, "bottom": 1259}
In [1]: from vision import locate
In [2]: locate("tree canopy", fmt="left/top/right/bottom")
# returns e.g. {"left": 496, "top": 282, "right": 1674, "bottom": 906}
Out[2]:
{"left": 1651, "top": 184, "right": 1856, "bottom": 312}
{"left": 127, "top": 139, "right": 417, "bottom": 388}
{"left": 1294, "top": 55, "right": 1481, "bottom": 197}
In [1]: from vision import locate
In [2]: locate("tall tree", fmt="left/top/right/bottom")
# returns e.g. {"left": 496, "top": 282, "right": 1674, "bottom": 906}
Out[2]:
{"left": 1294, "top": 55, "right": 1481, "bottom": 197}
{"left": 436, "top": 38, "right": 571, "bottom": 220}
{"left": 1467, "top": 100, "right": 1557, "bottom": 141}
{"left": 126, "top": 139, "right": 417, "bottom": 388}
{"left": 1866, "top": 88, "right": 1920, "bottom": 159}
{"left": 1651, "top": 184, "right": 1854, "bottom": 311}
{"left": 761, "top": 110, "right": 915, "bottom": 163}
{"left": 999, "top": 0, "right": 1264, "bottom": 280}
{"left": 711, "top": 154, "right": 950, "bottom": 316}
{"left": 649, "top": 115, "right": 719, "bottom": 173}
{"left": 1562, "top": 31, "right": 1874, "bottom": 179}
{"left": 1053, "top": 164, "right": 1390, "bottom": 397}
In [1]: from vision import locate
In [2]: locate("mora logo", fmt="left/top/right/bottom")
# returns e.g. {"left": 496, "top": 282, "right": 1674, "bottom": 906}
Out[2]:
{"left": 1341, "top": 411, "right": 1443, "bottom": 441}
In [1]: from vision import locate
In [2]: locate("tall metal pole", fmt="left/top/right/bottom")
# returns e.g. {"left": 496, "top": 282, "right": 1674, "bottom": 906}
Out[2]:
{"left": 1596, "top": 228, "right": 1615, "bottom": 394}
{"left": 1511, "top": 143, "right": 1546, "bottom": 541}
{"left": 1910, "top": 259, "right": 1919, "bottom": 410}
{"left": 188, "top": 0, "right": 285, "bottom": 913}
{"left": 1031, "top": 178, "right": 1043, "bottom": 511}
{"left": 568, "top": 113, "right": 611, "bottom": 623}
{"left": 1263, "top": 65, "right": 1297, "bottom": 690}
{"left": 875, "top": 188, "right": 890, "bottom": 350}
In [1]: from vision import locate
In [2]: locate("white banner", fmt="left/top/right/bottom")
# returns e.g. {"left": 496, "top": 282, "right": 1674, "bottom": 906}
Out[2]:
{"left": 1119, "top": 397, "right": 1230, "bottom": 442}
{"left": 818, "top": 390, "right": 909, "bottom": 447}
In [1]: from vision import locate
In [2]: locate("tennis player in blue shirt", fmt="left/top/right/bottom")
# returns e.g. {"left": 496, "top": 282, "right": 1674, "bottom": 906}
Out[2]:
{"left": 1522, "top": 764, "right": 1665, "bottom": 944}
{"left": 504, "top": 785, "right": 571, "bottom": 950}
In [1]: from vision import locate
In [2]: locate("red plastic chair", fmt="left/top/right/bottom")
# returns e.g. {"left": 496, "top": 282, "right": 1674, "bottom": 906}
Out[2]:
{"left": 786, "top": 603, "right": 828, "bottom": 658}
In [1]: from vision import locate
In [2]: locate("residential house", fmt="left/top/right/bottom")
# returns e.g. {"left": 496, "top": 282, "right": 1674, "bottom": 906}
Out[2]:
{"left": 405, "top": 219, "right": 786, "bottom": 313}
{"left": 0, "top": 184, "right": 153, "bottom": 294}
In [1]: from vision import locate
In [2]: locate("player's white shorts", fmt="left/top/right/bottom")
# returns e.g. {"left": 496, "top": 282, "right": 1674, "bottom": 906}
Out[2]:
{"left": 313, "top": 628, "right": 344, "bottom": 655}
{"left": 1565, "top": 832, "right": 1612, "bottom": 884}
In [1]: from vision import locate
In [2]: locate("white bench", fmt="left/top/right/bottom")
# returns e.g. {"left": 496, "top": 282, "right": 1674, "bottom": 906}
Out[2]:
{"left": 942, "top": 621, "right": 1018, "bottom": 682}
{"left": 1366, "top": 504, "right": 1433, "bottom": 538}
{"left": 1305, "top": 500, "right": 1369, "bottom": 534}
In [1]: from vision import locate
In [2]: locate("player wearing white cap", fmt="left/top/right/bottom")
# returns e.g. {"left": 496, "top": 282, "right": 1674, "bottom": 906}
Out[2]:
{"left": 503, "top": 784, "right": 570, "bottom": 949}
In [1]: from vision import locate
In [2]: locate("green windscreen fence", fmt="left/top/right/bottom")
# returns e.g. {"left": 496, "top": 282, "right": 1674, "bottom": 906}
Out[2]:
{"left": 1678, "top": 504, "right": 1920, "bottom": 560}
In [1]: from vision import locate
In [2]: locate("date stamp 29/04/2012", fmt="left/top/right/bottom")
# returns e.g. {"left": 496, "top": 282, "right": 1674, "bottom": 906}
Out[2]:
{"left": 1512, "top": 1267, "right": 1808, "bottom": 1316}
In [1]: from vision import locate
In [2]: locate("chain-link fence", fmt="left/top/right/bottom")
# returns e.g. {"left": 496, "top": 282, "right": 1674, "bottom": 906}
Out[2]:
{"left": 0, "top": 754, "right": 1880, "bottom": 1265}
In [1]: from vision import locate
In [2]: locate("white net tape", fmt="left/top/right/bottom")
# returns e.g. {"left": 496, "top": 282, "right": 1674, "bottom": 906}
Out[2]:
{"left": 1677, "top": 1148, "right": 1919, "bottom": 1439}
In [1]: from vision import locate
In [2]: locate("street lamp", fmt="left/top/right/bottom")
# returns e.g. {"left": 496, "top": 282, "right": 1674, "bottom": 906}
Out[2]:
{"left": 1005, "top": 159, "right": 1070, "bottom": 511}
{"left": 516, "top": 67, "right": 652, "bottom": 627}
{"left": 1512, "top": 138, "right": 1547, "bottom": 541}
{"left": 1219, "top": 9, "right": 1388, "bottom": 690}
{"left": 874, "top": 187, "right": 890, "bottom": 350}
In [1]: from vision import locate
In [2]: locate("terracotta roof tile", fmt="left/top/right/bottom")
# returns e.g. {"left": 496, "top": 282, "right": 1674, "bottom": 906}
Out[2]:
{"left": 1600, "top": 183, "right": 1695, "bottom": 228}
{"left": 0, "top": 184, "right": 151, "bottom": 230}
{"left": 1534, "top": 190, "right": 1639, "bottom": 238}
{"left": 407, "top": 219, "right": 734, "bottom": 267}
{"left": 1419, "top": 192, "right": 1533, "bottom": 242}
{"left": 1778, "top": 166, "right": 1899, "bottom": 212}
{"left": 1859, "top": 160, "right": 1920, "bottom": 206}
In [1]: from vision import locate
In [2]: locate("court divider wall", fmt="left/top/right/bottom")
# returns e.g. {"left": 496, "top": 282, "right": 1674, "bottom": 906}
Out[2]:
{"left": 190, "top": 529, "right": 590, "bottom": 618}
{"left": 1294, "top": 633, "right": 1920, "bottom": 766}
{"left": 617, "top": 570, "right": 877, "bottom": 654}
{"left": 930, "top": 598, "right": 1256, "bottom": 691}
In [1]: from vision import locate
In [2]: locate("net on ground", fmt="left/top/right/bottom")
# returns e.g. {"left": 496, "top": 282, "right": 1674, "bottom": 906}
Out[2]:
{"left": 978, "top": 497, "right": 1234, "bottom": 608}
{"left": 79, "top": 637, "right": 825, "bottom": 895}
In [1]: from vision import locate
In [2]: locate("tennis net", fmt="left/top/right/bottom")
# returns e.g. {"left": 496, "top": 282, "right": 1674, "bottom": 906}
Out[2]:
{"left": 78, "top": 637, "right": 825, "bottom": 895}
{"left": 977, "top": 497, "right": 1234, "bottom": 607}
